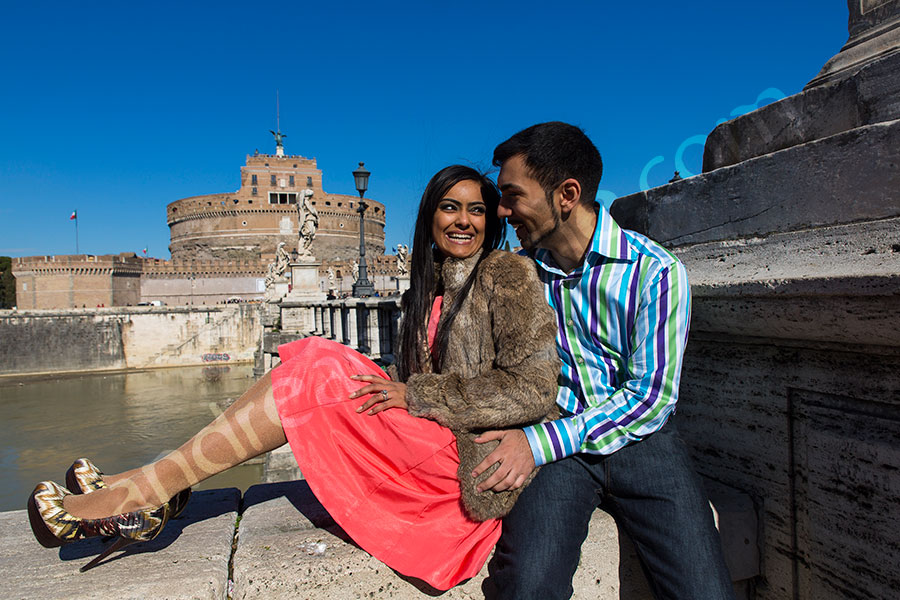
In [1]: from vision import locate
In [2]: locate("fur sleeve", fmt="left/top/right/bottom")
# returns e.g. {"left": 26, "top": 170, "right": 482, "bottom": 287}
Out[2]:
{"left": 405, "top": 253, "right": 559, "bottom": 431}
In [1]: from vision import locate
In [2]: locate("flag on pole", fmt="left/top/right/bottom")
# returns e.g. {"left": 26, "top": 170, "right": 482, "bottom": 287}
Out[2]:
{"left": 69, "top": 210, "right": 77, "bottom": 220}
{"left": 142, "top": 247, "right": 148, "bottom": 255}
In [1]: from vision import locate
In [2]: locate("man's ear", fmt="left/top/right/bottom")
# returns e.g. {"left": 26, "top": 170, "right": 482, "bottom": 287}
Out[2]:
{"left": 556, "top": 178, "right": 582, "bottom": 215}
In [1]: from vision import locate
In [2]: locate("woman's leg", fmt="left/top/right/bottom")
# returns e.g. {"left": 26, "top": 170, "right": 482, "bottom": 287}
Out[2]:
{"left": 63, "top": 371, "right": 286, "bottom": 519}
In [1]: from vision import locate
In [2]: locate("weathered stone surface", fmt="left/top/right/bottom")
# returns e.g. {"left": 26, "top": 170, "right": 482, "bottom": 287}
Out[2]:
{"left": 676, "top": 339, "right": 900, "bottom": 600}
{"left": 676, "top": 217, "right": 900, "bottom": 345}
{"left": 611, "top": 119, "right": 900, "bottom": 247}
{"left": 807, "top": 0, "right": 900, "bottom": 89}
{"left": 232, "top": 481, "right": 634, "bottom": 599}
{"left": 233, "top": 481, "right": 755, "bottom": 599}
{"left": 263, "top": 443, "right": 304, "bottom": 483}
{"left": 1, "top": 488, "right": 239, "bottom": 600}
{"left": 703, "top": 51, "right": 900, "bottom": 171}
{"left": 0, "top": 305, "right": 260, "bottom": 376}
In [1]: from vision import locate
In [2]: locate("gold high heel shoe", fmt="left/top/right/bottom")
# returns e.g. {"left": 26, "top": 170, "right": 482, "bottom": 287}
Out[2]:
{"left": 65, "top": 458, "right": 192, "bottom": 518}
{"left": 27, "top": 480, "right": 171, "bottom": 572}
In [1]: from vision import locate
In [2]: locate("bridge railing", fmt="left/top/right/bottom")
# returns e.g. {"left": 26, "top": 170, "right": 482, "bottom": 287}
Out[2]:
{"left": 258, "top": 297, "right": 402, "bottom": 373}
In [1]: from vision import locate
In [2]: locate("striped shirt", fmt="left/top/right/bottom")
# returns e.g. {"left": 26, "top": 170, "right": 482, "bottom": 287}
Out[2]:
{"left": 522, "top": 205, "right": 691, "bottom": 466}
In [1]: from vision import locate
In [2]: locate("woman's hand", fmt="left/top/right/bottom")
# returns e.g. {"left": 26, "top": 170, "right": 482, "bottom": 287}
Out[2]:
{"left": 349, "top": 375, "right": 409, "bottom": 415}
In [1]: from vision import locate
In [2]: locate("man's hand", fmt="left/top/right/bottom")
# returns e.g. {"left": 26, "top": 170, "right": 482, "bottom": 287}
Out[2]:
{"left": 472, "top": 429, "right": 536, "bottom": 493}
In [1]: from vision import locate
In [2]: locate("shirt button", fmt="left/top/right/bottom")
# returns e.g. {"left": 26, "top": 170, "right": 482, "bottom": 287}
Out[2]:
{"left": 566, "top": 318, "right": 574, "bottom": 327}
{"left": 576, "top": 356, "right": 585, "bottom": 365}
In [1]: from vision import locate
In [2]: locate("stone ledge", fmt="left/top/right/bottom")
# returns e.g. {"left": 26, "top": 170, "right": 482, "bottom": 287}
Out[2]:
{"left": 1, "top": 482, "right": 756, "bottom": 599}
{"left": 233, "top": 480, "right": 756, "bottom": 599}
{"left": 1, "top": 488, "right": 239, "bottom": 600}
{"left": 610, "top": 119, "right": 900, "bottom": 247}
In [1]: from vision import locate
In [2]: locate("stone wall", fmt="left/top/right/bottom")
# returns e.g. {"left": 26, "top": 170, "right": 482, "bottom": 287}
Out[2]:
{"left": 609, "top": 15, "right": 899, "bottom": 597}
{"left": 0, "top": 305, "right": 261, "bottom": 376}
{"left": 11, "top": 254, "right": 143, "bottom": 310}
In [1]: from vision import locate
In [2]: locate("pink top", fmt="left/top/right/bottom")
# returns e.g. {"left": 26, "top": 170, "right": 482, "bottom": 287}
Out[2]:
{"left": 426, "top": 295, "right": 443, "bottom": 354}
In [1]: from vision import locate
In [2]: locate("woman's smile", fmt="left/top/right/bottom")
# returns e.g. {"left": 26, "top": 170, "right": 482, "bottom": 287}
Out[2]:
{"left": 431, "top": 179, "right": 487, "bottom": 259}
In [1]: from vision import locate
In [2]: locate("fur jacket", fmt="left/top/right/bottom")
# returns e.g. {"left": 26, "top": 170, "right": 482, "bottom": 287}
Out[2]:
{"left": 401, "top": 249, "right": 560, "bottom": 521}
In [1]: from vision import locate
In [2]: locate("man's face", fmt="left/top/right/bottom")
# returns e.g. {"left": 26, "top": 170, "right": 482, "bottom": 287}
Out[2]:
{"left": 497, "top": 154, "right": 560, "bottom": 251}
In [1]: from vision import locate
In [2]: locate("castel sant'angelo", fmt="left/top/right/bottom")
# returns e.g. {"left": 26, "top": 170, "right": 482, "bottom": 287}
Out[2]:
{"left": 12, "top": 135, "right": 403, "bottom": 309}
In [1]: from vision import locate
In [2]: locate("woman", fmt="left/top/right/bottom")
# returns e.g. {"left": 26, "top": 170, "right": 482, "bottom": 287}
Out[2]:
{"left": 27, "top": 165, "right": 560, "bottom": 589}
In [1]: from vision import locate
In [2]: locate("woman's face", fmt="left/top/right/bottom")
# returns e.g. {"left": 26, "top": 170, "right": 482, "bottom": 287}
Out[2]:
{"left": 431, "top": 179, "right": 487, "bottom": 260}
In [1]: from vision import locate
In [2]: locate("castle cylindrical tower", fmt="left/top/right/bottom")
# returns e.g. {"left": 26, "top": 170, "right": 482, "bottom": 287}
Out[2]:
{"left": 167, "top": 152, "right": 386, "bottom": 262}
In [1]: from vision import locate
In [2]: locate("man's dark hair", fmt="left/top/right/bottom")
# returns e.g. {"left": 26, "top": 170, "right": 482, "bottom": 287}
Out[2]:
{"left": 493, "top": 121, "right": 603, "bottom": 205}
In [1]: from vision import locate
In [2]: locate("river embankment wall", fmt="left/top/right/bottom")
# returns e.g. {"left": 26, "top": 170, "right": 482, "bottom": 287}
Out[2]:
{"left": 0, "top": 305, "right": 261, "bottom": 376}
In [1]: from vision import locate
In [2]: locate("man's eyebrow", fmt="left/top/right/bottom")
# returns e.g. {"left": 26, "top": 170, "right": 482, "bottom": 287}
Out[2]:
{"left": 499, "top": 183, "right": 522, "bottom": 192}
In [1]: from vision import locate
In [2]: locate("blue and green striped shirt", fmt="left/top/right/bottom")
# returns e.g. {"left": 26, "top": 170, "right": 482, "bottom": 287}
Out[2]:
{"left": 522, "top": 206, "right": 691, "bottom": 465}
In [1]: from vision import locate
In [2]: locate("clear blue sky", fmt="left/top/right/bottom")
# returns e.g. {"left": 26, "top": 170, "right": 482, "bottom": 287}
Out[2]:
{"left": 0, "top": 1, "right": 847, "bottom": 259}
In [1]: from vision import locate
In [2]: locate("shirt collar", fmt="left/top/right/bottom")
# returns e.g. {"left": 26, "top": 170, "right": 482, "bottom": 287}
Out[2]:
{"left": 533, "top": 204, "right": 638, "bottom": 277}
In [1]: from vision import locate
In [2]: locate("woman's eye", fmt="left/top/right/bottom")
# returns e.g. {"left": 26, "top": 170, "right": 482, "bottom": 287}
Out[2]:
{"left": 471, "top": 206, "right": 486, "bottom": 215}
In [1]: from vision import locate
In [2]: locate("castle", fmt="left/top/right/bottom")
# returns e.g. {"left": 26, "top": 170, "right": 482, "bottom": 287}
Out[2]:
{"left": 12, "top": 140, "right": 402, "bottom": 309}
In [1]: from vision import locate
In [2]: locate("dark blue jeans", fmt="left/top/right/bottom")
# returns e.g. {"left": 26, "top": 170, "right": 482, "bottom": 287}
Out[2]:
{"left": 488, "top": 422, "right": 735, "bottom": 600}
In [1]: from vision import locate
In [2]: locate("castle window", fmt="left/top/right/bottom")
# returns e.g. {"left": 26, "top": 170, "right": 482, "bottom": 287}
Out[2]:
{"left": 252, "top": 187, "right": 257, "bottom": 196}
{"left": 270, "top": 175, "right": 276, "bottom": 186}
{"left": 293, "top": 164, "right": 298, "bottom": 168}
{"left": 307, "top": 176, "right": 313, "bottom": 187}
{"left": 337, "top": 203, "right": 342, "bottom": 207}
{"left": 251, "top": 174, "right": 258, "bottom": 185}
{"left": 325, "top": 201, "right": 331, "bottom": 206}
{"left": 269, "top": 192, "right": 297, "bottom": 205}
{"left": 265, "top": 163, "right": 269, "bottom": 167}
{"left": 289, "top": 175, "right": 295, "bottom": 187}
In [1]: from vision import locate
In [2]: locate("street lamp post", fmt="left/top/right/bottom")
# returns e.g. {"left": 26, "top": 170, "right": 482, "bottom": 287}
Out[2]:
{"left": 351, "top": 162, "right": 375, "bottom": 297}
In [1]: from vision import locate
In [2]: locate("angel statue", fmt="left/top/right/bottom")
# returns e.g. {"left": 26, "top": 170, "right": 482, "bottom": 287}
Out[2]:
{"left": 265, "top": 242, "right": 291, "bottom": 289}
{"left": 297, "top": 189, "right": 318, "bottom": 257}
{"left": 395, "top": 244, "right": 409, "bottom": 277}
{"left": 270, "top": 130, "right": 286, "bottom": 148}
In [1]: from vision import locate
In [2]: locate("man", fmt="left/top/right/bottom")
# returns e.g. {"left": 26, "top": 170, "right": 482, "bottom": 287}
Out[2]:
{"left": 472, "top": 122, "right": 734, "bottom": 599}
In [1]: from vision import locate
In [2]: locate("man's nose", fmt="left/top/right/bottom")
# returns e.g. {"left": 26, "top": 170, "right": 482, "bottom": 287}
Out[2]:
{"left": 497, "top": 201, "right": 512, "bottom": 219}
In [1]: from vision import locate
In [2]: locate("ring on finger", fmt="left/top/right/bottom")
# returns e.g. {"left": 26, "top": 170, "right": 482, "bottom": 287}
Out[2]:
{"left": 381, "top": 389, "right": 389, "bottom": 400}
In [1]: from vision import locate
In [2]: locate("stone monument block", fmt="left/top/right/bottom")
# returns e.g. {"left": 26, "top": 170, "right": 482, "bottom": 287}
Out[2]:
{"left": 806, "top": 0, "right": 900, "bottom": 89}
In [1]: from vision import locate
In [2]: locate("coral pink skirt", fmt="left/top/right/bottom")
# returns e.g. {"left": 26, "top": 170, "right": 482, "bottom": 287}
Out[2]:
{"left": 270, "top": 337, "right": 501, "bottom": 590}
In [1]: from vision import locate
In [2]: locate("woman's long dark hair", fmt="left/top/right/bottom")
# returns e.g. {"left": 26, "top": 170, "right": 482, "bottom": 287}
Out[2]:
{"left": 396, "top": 165, "right": 505, "bottom": 381}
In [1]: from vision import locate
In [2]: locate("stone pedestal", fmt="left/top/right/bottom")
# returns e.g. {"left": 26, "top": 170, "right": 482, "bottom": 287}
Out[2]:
{"left": 610, "top": 9, "right": 900, "bottom": 596}
{"left": 703, "top": 1, "right": 900, "bottom": 172}
{"left": 280, "top": 260, "right": 326, "bottom": 333}
{"left": 285, "top": 260, "right": 326, "bottom": 302}
{"left": 264, "top": 276, "right": 289, "bottom": 303}
{"left": 395, "top": 275, "right": 410, "bottom": 294}
{"left": 807, "top": 0, "right": 900, "bottom": 89}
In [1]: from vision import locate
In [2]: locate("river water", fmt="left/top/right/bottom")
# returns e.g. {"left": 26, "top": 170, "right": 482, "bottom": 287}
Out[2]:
{"left": 0, "top": 364, "right": 264, "bottom": 513}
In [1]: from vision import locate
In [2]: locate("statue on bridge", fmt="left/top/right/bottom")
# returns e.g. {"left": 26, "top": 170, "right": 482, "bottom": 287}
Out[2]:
{"left": 395, "top": 244, "right": 409, "bottom": 277}
{"left": 297, "top": 189, "right": 318, "bottom": 258}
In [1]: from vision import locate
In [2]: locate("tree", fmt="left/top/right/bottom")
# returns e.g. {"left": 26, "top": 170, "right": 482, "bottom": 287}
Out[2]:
{"left": 0, "top": 257, "right": 16, "bottom": 309}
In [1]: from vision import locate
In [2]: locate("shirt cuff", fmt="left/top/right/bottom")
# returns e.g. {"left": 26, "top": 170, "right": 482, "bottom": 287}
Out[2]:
{"left": 523, "top": 418, "right": 579, "bottom": 466}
